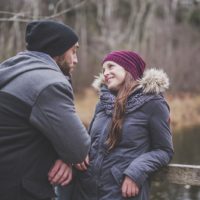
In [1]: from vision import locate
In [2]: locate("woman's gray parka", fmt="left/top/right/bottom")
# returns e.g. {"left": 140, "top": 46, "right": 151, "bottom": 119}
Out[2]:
{"left": 73, "top": 69, "right": 174, "bottom": 200}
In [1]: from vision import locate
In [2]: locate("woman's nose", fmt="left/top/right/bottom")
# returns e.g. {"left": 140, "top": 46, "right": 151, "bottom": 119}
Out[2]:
{"left": 103, "top": 68, "right": 109, "bottom": 77}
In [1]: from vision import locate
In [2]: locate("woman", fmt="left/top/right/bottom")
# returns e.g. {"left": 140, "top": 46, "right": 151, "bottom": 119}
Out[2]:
{"left": 73, "top": 51, "right": 174, "bottom": 200}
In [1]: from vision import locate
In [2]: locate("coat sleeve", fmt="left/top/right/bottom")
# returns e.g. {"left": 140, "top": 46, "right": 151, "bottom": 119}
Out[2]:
{"left": 29, "top": 82, "right": 91, "bottom": 164}
{"left": 123, "top": 99, "right": 174, "bottom": 187}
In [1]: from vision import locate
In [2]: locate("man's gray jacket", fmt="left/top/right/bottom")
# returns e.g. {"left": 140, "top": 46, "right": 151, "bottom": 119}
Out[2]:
{"left": 0, "top": 51, "right": 90, "bottom": 200}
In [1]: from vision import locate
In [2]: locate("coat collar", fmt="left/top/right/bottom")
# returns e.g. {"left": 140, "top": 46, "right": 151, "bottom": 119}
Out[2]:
{"left": 93, "top": 68, "right": 169, "bottom": 116}
{"left": 92, "top": 68, "right": 169, "bottom": 95}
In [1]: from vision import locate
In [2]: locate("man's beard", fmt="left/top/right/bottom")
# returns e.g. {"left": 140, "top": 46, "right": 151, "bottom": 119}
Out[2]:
{"left": 56, "top": 56, "right": 71, "bottom": 76}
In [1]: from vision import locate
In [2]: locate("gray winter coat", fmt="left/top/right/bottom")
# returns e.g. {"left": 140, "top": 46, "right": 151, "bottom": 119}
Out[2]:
{"left": 72, "top": 69, "right": 174, "bottom": 200}
{"left": 0, "top": 51, "right": 90, "bottom": 199}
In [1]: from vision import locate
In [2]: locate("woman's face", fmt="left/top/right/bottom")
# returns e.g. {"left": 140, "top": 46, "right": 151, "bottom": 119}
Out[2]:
{"left": 103, "top": 61, "right": 126, "bottom": 91}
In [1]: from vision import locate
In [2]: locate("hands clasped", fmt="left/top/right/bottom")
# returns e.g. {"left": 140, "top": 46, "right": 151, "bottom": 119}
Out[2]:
{"left": 48, "top": 159, "right": 72, "bottom": 186}
{"left": 48, "top": 157, "right": 139, "bottom": 198}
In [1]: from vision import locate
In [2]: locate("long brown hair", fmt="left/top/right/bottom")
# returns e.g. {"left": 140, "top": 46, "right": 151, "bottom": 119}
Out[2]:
{"left": 106, "top": 72, "right": 138, "bottom": 151}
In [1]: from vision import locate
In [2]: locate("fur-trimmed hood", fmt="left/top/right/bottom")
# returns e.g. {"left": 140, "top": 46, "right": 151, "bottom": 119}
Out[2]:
{"left": 92, "top": 68, "right": 169, "bottom": 94}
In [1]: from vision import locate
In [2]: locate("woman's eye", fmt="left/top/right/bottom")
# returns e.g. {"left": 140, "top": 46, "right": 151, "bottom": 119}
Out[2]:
{"left": 108, "top": 65, "right": 114, "bottom": 69}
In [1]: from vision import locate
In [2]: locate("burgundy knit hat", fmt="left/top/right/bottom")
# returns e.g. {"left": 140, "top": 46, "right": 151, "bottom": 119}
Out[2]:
{"left": 102, "top": 50, "right": 146, "bottom": 80}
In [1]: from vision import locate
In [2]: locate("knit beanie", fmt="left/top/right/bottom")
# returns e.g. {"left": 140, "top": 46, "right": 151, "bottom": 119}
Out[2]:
{"left": 25, "top": 20, "right": 78, "bottom": 57}
{"left": 102, "top": 51, "right": 146, "bottom": 80}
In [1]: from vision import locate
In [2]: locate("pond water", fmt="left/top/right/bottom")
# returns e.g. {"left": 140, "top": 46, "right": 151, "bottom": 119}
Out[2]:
{"left": 150, "top": 125, "right": 200, "bottom": 200}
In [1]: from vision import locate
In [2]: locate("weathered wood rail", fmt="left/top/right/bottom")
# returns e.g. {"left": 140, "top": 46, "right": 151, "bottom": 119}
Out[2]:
{"left": 153, "top": 164, "right": 200, "bottom": 186}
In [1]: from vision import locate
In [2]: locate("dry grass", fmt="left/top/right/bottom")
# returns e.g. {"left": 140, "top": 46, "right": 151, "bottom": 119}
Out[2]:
{"left": 74, "top": 88, "right": 98, "bottom": 127}
{"left": 167, "top": 93, "right": 200, "bottom": 132}
{"left": 75, "top": 88, "right": 200, "bottom": 132}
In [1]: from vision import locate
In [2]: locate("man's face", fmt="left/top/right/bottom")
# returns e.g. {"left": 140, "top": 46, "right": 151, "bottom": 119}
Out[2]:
{"left": 55, "top": 42, "right": 79, "bottom": 76}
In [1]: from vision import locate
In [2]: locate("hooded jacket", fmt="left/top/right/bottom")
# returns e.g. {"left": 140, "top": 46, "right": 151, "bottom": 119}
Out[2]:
{"left": 0, "top": 51, "right": 90, "bottom": 200}
{"left": 72, "top": 69, "right": 174, "bottom": 200}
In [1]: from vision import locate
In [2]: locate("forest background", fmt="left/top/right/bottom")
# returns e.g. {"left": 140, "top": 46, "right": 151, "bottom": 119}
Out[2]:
{"left": 0, "top": 0, "right": 200, "bottom": 132}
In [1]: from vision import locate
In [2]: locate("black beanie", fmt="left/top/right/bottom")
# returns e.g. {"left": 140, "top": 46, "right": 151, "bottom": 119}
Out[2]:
{"left": 25, "top": 20, "right": 78, "bottom": 57}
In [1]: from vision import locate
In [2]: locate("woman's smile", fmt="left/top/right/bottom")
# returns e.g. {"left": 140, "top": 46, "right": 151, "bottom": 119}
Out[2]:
{"left": 103, "top": 61, "right": 126, "bottom": 91}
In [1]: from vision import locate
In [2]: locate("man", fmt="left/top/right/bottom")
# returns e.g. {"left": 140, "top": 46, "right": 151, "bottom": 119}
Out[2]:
{"left": 0, "top": 20, "right": 90, "bottom": 200}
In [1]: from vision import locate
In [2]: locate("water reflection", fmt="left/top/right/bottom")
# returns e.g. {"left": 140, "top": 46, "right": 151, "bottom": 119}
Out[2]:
{"left": 150, "top": 125, "right": 200, "bottom": 200}
{"left": 173, "top": 125, "right": 200, "bottom": 165}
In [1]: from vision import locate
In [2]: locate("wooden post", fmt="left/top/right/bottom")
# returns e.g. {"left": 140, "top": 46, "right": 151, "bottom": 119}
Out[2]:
{"left": 153, "top": 164, "right": 200, "bottom": 186}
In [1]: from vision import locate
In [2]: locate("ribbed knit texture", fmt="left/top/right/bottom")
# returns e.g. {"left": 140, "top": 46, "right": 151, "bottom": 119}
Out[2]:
{"left": 102, "top": 51, "right": 146, "bottom": 80}
{"left": 26, "top": 20, "right": 78, "bottom": 57}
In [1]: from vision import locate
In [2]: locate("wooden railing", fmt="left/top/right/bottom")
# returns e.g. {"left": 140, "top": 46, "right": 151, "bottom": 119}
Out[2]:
{"left": 153, "top": 164, "right": 200, "bottom": 186}
{"left": 52, "top": 164, "right": 200, "bottom": 200}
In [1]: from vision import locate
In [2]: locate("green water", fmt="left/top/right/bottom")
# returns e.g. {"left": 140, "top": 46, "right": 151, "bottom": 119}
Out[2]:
{"left": 150, "top": 125, "right": 200, "bottom": 200}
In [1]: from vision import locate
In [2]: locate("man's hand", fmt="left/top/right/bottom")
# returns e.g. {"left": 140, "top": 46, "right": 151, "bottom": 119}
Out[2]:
{"left": 48, "top": 159, "right": 72, "bottom": 186}
{"left": 121, "top": 176, "right": 139, "bottom": 198}
{"left": 74, "top": 155, "right": 89, "bottom": 171}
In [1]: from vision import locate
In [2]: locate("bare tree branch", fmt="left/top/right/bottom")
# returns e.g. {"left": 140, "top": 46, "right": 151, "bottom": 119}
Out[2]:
{"left": 0, "top": 0, "right": 87, "bottom": 22}
{"left": 0, "top": 18, "right": 31, "bottom": 22}
{"left": 0, "top": 11, "right": 26, "bottom": 16}
{"left": 54, "top": 0, "right": 64, "bottom": 14}
{"left": 44, "top": 0, "right": 87, "bottom": 19}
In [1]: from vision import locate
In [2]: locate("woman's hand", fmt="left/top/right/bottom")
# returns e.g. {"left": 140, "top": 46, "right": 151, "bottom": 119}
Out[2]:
{"left": 74, "top": 155, "right": 89, "bottom": 171}
{"left": 121, "top": 176, "right": 139, "bottom": 198}
{"left": 48, "top": 159, "right": 72, "bottom": 186}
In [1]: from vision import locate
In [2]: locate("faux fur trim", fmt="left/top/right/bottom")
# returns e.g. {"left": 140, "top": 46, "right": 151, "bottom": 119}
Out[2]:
{"left": 92, "top": 73, "right": 105, "bottom": 91}
{"left": 138, "top": 68, "right": 169, "bottom": 94}
{"left": 92, "top": 68, "right": 169, "bottom": 94}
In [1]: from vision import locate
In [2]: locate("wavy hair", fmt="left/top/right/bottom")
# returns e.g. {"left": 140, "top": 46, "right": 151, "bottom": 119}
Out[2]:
{"left": 106, "top": 72, "right": 138, "bottom": 151}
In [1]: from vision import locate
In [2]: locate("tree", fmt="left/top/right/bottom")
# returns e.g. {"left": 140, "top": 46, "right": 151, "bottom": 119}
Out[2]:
{"left": 0, "top": 0, "right": 199, "bottom": 92}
